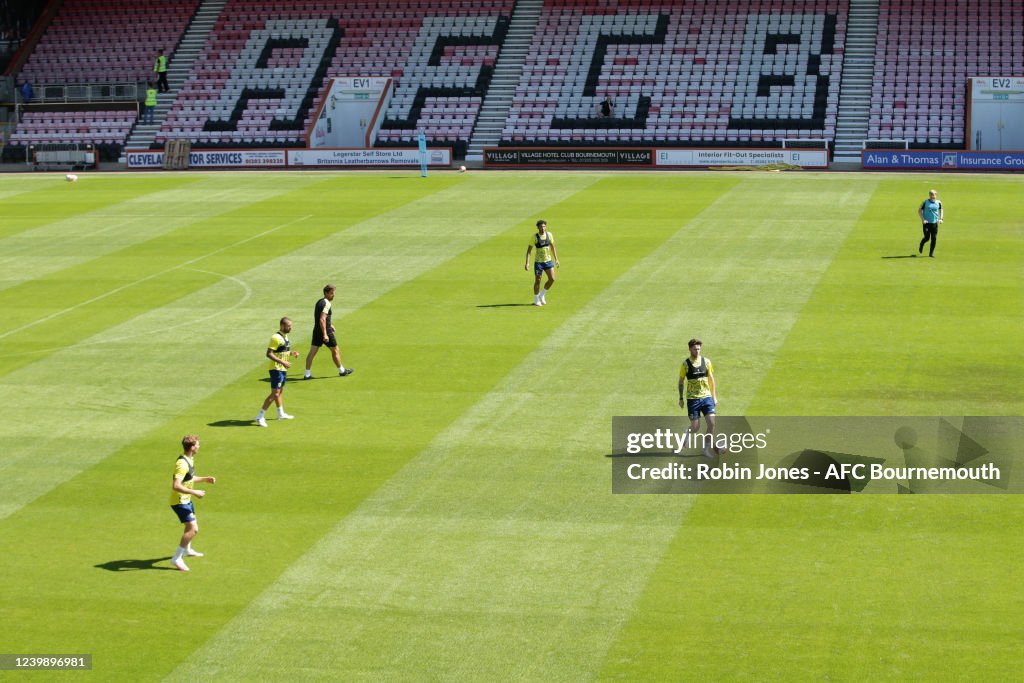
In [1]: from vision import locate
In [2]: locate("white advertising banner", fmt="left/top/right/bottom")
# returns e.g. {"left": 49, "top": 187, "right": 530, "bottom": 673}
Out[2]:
{"left": 287, "top": 148, "right": 452, "bottom": 166}
{"left": 654, "top": 148, "right": 828, "bottom": 168}
{"left": 126, "top": 149, "right": 286, "bottom": 168}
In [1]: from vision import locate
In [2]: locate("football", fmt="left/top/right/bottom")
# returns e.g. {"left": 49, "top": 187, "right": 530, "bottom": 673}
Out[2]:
{"left": 459, "top": 165, "right": 466, "bottom": 173}
{"left": 66, "top": 173, "right": 78, "bottom": 182}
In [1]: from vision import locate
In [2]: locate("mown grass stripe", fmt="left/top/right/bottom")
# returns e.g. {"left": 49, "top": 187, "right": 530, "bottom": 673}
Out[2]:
{"left": 597, "top": 174, "right": 1024, "bottom": 680}
{"left": 0, "top": 174, "right": 455, "bottom": 379}
{"left": 0, "top": 173, "right": 593, "bottom": 519}
{"left": 0, "top": 173, "right": 605, "bottom": 681}
{"left": 0, "top": 175, "right": 203, "bottom": 242}
{"left": 162, "top": 175, "right": 884, "bottom": 681}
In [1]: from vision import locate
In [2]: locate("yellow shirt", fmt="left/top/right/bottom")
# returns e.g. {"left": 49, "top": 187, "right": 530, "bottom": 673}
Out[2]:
{"left": 680, "top": 356, "right": 714, "bottom": 400}
{"left": 268, "top": 332, "right": 291, "bottom": 371}
{"left": 531, "top": 231, "right": 555, "bottom": 263}
{"left": 169, "top": 455, "right": 194, "bottom": 505}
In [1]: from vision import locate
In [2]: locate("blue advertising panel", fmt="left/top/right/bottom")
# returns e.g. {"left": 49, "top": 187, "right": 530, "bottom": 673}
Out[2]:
{"left": 862, "top": 150, "right": 1024, "bottom": 170}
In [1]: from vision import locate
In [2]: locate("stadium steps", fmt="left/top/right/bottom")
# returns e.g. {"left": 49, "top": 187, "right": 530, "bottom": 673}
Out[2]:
{"left": 124, "top": 0, "right": 228, "bottom": 151}
{"left": 832, "top": 0, "right": 880, "bottom": 164}
{"left": 465, "top": 0, "right": 544, "bottom": 161}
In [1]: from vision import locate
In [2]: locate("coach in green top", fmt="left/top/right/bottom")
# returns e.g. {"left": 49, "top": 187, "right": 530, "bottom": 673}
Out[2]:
{"left": 143, "top": 82, "right": 157, "bottom": 124}
{"left": 154, "top": 49, "right": 169, "bottom": 93}
{"left": 917, "top": 189, "right": 944, "bottom": 257}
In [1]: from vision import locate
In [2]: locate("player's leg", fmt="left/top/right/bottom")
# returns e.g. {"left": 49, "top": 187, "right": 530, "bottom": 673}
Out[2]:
{"left": 686, "top": 400, "right": 703, "bottom": 449}
{"left": 304, "top": 341, "right": 321, "bottom": 378}
{"left": 928, "top": 225, "right": 938, "bottom": 256}
{"left": 255, "top": 392, "right": 273, "bottom": 426}
{"left": 256, "top": 373, "right": 285, "bottom": 425}
{"left": 273, "top": 380, "right": 293, "bottom": 420}
{"left": 704, "top": 409, "right": 718, "bottom": 455}
{"left": 919, "top": 224, "right": 930, "bottom": 253}
{"left": 541, "top": 265, "right": 555, "bottom": 303}
{"left": 184, "top": 519, "right": 203, "bottom": 557}
{"left": 330, "top": 341, "right": 353, "bottom": 376}
{"left": 533, "top": 264, "right": 543, "bottom": 305}
{"left": 170, "top": 509, "right": 197, "bottom": 570}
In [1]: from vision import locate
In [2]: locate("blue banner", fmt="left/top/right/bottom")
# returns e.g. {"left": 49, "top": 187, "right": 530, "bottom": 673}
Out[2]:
{"left": 862, "top": 150, "right": 1024, "bottom": 170}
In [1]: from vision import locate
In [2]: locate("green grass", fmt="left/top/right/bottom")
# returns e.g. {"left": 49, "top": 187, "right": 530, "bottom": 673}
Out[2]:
{"left": 0, "top": 170, "right": 1021, "bottom": 681}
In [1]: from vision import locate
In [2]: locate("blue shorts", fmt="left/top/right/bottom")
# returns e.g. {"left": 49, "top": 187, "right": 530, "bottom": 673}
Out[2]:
{"left": 534, "top": 260, "right": 554, "bottom": 276}
{"left": 171, "top": 502, "right": 196, "bottom": 523}
{"left": 687, "top": 397, "right": 716, "bottom": 420}
{"left": 269, "top": 369, "right": 287, "bottom": 389}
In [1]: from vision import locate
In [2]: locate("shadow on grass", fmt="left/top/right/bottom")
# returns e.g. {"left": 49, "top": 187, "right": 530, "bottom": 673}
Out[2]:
{"left": 207, "top": 419, "right": 256, "bottom": 427}
{"left": 95, "top": 557, "right": 176, "bottom": 572}
{"left": 257, "top": 375, "right": 319, "bottom": 383}
{"left": 881, "top": 254, "right": 923, "bottom": 259}
{"left": 476, "top": 303, "right": 535, "bottom": 308}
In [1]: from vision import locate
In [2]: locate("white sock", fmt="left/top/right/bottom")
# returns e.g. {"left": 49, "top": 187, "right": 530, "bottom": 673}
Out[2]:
{"left": 256, "top": 409, "right": 265, "bottom": 419}
{"left": 277, "top": 407, "right": 286, "bottom": 417}
{"left": 338, "top": 366, "right": 346, "bottom": 374}
{"left": 534, "top": 293, "right": 541, "bottom": 302}
{"left": 541, "top": 288, "right": 549, "bottom": 299}
{"left": 303, "top": 369, "right": 311, "bottom": 377}
{"left": 173, "top": 545, "right": 186, "bottom": 561}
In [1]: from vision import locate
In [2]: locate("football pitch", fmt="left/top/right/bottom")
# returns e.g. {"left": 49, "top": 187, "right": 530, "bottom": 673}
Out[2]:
{"left": 0, "top": 169, "right": 1021, "bottom": 680}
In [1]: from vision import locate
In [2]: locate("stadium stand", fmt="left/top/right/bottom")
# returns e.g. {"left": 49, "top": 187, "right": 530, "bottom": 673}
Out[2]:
{"left": 9, "top": 110, "right": 136, "bottom": 145}
{"left": 17, "top": 0, "right": 199, "bottom": 85}
{"left": 3, "top": 0, "right": 198, "bottom": 161}
{"left": 157, "top": 0, "right": 511, "bottom": 156}
{"left": 7, "top": 0, "right": 1022, "bottom": 159}
{"left": 868, "top": 0, "right": 1024, "bottom": 147}
{"left": 501, "top": 0, "right": 848, "bottom": 148}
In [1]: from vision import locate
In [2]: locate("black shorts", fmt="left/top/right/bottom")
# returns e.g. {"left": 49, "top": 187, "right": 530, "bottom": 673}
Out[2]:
{"left": 311, "top": 330, "right": 337, "bottom": 348}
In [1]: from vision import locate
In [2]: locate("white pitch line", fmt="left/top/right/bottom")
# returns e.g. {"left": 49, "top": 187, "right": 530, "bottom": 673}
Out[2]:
{"left": 0, "top": 214, "right": 311, "bottom": 342}
{"left": 3, "top": 268, "right": 253, "bottom": 358}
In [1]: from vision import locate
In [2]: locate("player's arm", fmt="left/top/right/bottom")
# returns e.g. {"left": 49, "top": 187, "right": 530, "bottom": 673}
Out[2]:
{"left": 319, "top": 311, "right": 331, "bottom": 336}
{"left": 918, "top": 203, "right": 925, "bottom": 223}
{"left": 195, "top": 475, "right": 216, "bottom": 484}
{"left": 939, "top": 203, "right": 944, "bottom": 223}
{"left": 550, "top": 237, "right": 560, "bottom": 267}
{"left": 266, "top": 346, "right": 290, "bottom": 369}
{"left": 172, "top": 475, "right": 204, "bottom": 499}
{"left": 524, "top": 245, "right": 533, "bottom": 270}
{"left": 708, "top": 370, "right": 718, "bottom": 404}
{"left": 678, "top": 372, "right": 687, "bottom": 408}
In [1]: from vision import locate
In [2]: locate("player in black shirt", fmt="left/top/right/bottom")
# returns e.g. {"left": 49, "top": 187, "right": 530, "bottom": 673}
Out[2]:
{"left": 304, "top": 284, "right": 354, "bottom": 379}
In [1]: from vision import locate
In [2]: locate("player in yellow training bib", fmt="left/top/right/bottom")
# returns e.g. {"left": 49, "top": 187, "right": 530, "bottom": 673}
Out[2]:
{"left": 255, "top": 317, "right": 299, "bottom": 427}
{"left": 678, "top": 338, "right": 719, "bottom": 457}
{"left": 168, "top": 434, "right": 216, "bottom": 571}
{"left": 524, "top": 219, "right": 560, "bottom": 306}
